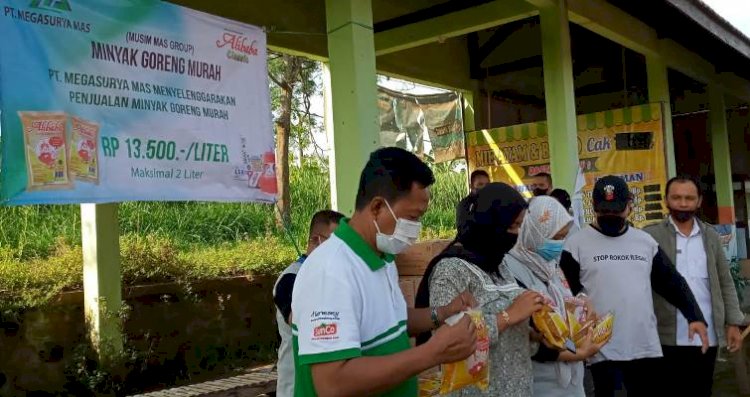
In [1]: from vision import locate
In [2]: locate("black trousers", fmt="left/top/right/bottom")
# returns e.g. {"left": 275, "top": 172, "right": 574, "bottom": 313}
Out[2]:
{"left": 590, "top": 358, "right": 662, "bottom": 397}
{"left": 661, "top": 345, "right": 718, "bottom": 397}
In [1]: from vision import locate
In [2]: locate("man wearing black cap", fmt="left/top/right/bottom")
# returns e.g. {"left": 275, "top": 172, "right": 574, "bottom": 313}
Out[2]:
{"left": 559, "top": 175, "right": 709, "bottom": 397}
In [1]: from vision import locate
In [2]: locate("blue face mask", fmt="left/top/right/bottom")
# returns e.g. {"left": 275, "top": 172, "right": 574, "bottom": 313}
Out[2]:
{"left": 536, "top": 239, "right": 564, "bottom": 261}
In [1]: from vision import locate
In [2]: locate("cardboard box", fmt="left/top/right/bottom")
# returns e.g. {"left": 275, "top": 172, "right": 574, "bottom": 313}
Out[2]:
{"left": 396, "top": 239, "right": 451, "bottom": 276}
{"left": 399, "top": 278, "right": 416, "bottom": 308}
{"left": 399, "top": 276, "right": 424, "bottom": 308}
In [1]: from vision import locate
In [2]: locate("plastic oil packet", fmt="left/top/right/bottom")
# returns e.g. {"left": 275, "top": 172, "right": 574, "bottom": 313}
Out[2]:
{"left": 18, "top": 111, "right": 72, "bottom": 191}
{"left": 439, "top": 310, "right": 489, "bottom": 393}
{"left": 419, "top": 371, "right": 441, "bottom": 397}
{"left": 69, "top": 116, "right": 100, "bottom": 184}
{"left": 592, "top": 312, "right": 614, "bottom": 344}
{"left": 564, "top": 294, "right": 594, "bottom": 348}
{"left": 532, "top": 304, "right": 570, "bottom": 350}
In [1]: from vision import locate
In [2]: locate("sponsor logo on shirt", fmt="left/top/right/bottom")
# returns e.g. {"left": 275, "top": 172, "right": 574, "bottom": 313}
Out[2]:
{"left": 311, "top": 311, "right": 340, "bottom": 322}
{"left": 313, "top": 323, "right": 338, "bottom": 340}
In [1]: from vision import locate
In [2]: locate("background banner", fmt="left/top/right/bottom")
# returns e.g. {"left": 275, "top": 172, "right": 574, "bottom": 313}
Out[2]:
{"left": 0, "top": 0, "right": 274, "bottom": 204}
{"left": 378, "top": 86, "right": 464, "bottom": 163}
{"left": 467, "top": 103, "right": 668, "bottom": 228}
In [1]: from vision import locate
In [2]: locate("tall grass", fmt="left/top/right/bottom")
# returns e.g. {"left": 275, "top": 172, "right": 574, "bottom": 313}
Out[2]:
{"left": 0, "top": 163, "right": 466, "bottom": 309}
{"left": 0, "top": 163, "right": 466, "bottom": 260}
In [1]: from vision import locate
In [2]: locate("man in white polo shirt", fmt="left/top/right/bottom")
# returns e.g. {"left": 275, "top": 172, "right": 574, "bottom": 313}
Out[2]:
{"left": 644, "top": 175, "right": 744, "bottom": 396}
{"left": 291, "top": 147, "right": 477, "bottom": 397}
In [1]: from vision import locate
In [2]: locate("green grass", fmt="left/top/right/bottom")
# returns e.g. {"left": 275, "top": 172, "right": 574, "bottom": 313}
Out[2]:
{"left": 0, "top": 163, "right": 466, "bottom": 310}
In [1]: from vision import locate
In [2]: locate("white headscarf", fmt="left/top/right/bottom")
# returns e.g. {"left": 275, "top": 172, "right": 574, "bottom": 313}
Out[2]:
{"left": 510, "top": 196, "right": 573, "bottom": 290}
{"left": 508, "top": 196, "right": 577, "bottom": 387}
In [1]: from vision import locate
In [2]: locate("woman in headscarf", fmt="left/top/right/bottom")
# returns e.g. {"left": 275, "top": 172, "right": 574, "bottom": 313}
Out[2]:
{"left": 504, "top": 196, "right": 604, "bottom": 397}
{"left": 415, "top": 182, "right": 545, "bottom": 397}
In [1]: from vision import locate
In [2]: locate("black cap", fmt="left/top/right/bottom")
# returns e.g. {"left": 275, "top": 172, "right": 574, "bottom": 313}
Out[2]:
{"left": 592, "top": 175, "right": 630, "bottom": 213}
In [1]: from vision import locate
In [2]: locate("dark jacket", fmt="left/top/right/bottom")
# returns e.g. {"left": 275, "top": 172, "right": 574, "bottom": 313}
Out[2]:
{"left": 455, "top": 194, "right": 474, "bottom": 231}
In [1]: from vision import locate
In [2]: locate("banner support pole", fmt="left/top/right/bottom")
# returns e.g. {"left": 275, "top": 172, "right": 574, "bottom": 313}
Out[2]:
{"left": 81, "top": 203, "right": 124, "bottom": 362}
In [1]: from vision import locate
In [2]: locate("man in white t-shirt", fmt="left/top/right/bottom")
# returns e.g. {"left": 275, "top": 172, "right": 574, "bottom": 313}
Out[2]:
{"left": 291, "top": 147, "right": 478, "bottom": 397}
{"left": 273, "top": 210, "right": 344, "bottom": 397}
{"left": 560, "top": 175, "right": 709, "bottom": 397}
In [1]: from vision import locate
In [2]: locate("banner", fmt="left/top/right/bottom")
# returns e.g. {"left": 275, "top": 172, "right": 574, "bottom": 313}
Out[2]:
{"left": 378, "top": 87, "right": 464, "bottom": 163}
{"left": 466, "top": 103, "right": 668, "bottom": 228}
{"left": 0, "top": 0, "right": 274, "bottom": 204}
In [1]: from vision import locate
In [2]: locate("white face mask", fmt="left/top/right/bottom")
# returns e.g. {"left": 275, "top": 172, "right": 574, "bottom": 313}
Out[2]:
{"left": 374, "top": 200, "right": 421, "bottom": 255}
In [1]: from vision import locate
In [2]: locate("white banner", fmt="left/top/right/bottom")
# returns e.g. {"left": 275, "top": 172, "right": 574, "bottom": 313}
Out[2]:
{"left": 0, "top": 0, "right": 275, "bottom": 204}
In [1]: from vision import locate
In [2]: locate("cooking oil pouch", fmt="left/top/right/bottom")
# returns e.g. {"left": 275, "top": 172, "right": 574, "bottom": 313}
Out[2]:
{"left": 592, "top": 312, "right": 614, "bottom": 345}
{"left": 69, "top": 116, "right": 100, "bottom": 184}
{"left": 18, "top": 111, "right": 72, "bottom": 191}
{"left": 532, "top": 305, "right": 570, "bottom": 350}
{"left": 565, "top": 294, "right": 595, "bottom": 348}
{"left": 439, "top": 310, "right": 490, "bottom": 394}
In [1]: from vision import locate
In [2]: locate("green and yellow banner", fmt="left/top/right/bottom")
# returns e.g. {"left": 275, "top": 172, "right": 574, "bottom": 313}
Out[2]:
{"left": 467, "top": 103, "right": 668, "bottom": 228}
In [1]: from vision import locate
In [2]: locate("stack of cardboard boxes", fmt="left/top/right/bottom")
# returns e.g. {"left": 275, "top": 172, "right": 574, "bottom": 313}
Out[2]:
{"left": 395, "top": 239, "right": 451, "bottom": 308}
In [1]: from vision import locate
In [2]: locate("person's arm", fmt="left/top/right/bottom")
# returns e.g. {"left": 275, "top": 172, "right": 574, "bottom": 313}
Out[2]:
{"left": 273, "top": 273, "right": 296, "bottom": 324}
{"left": 711, "top": 234, "right": 744, "bottom": 352}
{"left": 408, "top": 307, "right": 437, "bottom": 336}
{"left": 429, "top": 259, "right": 502, "bottom": 346}
{"left": 311, "top": 319, "right": 475, "bottom": 397}
{"left": 713, "top": 234, "right": 745, "bottom": 326}
{"left": 312, "top": 347, "right": 437, "bottom": 397}
{"left": 408, "top": 292, "right": 475, "bottom": 336}
{"left": 650, "top": 247, "right": 706, "bottom": 324}
{"left": 560, "top": 250, "right": 583, "bottom": 296}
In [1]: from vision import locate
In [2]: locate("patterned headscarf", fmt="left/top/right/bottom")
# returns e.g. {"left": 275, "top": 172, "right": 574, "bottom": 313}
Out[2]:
{"left": 509, "top": 196, "right": 573, "bottom": 287}
{"left": 507, "top": 196, "right": 577, "bottom": 387}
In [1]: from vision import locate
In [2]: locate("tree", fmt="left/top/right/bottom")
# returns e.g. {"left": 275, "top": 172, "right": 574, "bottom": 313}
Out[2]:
{"left": 268, "top": 52, "right": 320, "bottom": 226}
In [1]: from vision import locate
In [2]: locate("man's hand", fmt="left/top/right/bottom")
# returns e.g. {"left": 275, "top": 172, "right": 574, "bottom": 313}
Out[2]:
{"left": 727, "top": 325, "right": 743, "bottom": 353}
{"left": 427, "top": 314, "right": 477, "bottom": 364}
{"left": 688, "top": 321, "right": 710, "bottom": 354}
{"left": 439, "top": 290, "right": 478, "bottom": 322}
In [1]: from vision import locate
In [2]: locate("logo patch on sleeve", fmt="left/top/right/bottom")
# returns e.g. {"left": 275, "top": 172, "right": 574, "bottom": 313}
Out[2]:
{"left": 313, "top": 323, "right": 338, "bottom": 340}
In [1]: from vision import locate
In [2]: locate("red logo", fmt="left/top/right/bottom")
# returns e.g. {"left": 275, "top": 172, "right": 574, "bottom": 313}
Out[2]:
{"left": 604, "top": 185, "right": 615, "bottom": 201}
{"left": 216, "top": 32, "right": 258, "bottom": 56}
{"left": 31, "top": 120, "right": 64, "bottom": 133}
{"left": 313, "top": 323, "right": 338, "bottom": 338}
{"left": 48, "top": 136, "right": 64, "bottom": 148}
